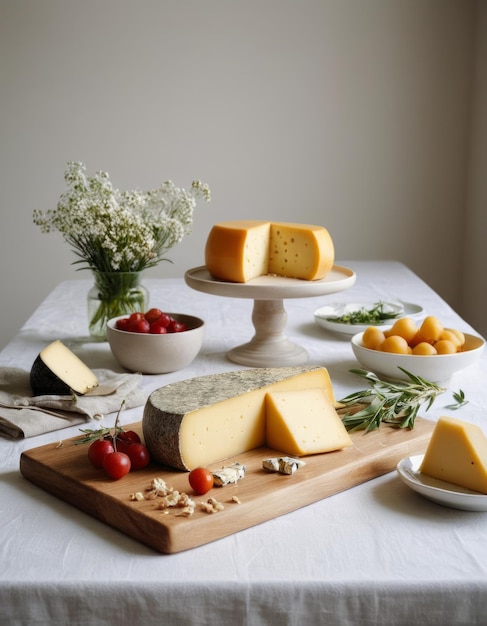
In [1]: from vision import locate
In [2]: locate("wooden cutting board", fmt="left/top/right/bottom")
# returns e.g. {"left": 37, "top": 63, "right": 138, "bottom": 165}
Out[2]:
{"left": 20, "top": 418, "right": 434, "bottom": 554}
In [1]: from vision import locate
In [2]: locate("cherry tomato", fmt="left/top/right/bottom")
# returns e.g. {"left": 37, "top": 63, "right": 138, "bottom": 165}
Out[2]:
{"left": 124, "top": 442, "right": 151, "bottom": 470}
{"left": 115, "top": 430, "right": 142, "bottom": 455}
{"left": 103, "top": 451, "right": 131, "bottom": 480}
{"left": 120, "top": 430, "right": 141, "bottom": 444}
{"left": 149, "top": 321, "right": 168, "bottom": 334}
{"left": 144, "top": 308, "right": 163, "bottom": 323}
{"left": 156, "top": 312, "right": 173, "bottom": 328}
{"left": 128, "top": 318, "right": 150, "bottom": 333}
{"left": 168, "top": 320, "right": 188, "bottom": 333}
{"left": 128, "top": 312, "right": 145, "bottom": 323}
{"left": 188, "top": 467, "right": 214, "bottom": 495}
{"left": 88, "top": 438, "right": 115, "bottom": 469}
{"left": 115, "top": 317, "right": 131, "bottom": 331}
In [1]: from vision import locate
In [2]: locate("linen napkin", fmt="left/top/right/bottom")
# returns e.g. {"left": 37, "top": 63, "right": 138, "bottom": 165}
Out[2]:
{"left": 0, "top": 367, "right": 147, "bottom": 439}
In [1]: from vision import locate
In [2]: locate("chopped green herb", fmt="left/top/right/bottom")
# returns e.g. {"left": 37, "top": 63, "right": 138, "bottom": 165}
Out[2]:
{"left": 326, "top": 301, "right": 400, "bottom": 325}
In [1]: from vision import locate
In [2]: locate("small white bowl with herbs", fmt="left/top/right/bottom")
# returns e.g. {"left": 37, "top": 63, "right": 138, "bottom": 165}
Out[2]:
{"left": 314, "top": 301, "right": 423, "bottom": 336}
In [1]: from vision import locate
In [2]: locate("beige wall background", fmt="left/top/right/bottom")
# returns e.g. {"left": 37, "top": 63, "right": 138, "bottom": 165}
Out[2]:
{"left": 0, "top": 0, "right": 486, "bottom": 350}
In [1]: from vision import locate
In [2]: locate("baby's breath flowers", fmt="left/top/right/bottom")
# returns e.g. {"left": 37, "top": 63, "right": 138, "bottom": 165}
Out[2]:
{"left": 33, "top": 161, "right": 211, "bottom": 273}
{"left": 33, "top": 161, "right": 211, "bottom": 337}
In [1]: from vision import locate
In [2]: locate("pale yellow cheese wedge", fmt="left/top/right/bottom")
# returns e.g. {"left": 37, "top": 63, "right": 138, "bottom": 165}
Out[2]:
{"left": 265, "top": 387, "right": 352, "bottom": 456}
{"left": 205, "top": 220, "right": 334, "bottom": 283}
{"left": 419, "top": 416, "right": 487, "bottom": 494}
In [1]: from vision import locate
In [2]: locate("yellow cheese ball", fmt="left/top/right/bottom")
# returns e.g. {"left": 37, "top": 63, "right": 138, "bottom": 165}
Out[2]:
{"left": 362, "top": 326, "right": 386, "bottom": 350}
{"left": 434, "top": 339, "right": 458, "bottom": 355}
{"left": 412, "top": 342, "right": 438, "bottom": 355}
{"left": 384, "top": 317, "right": 418, "bottom": 344}
{"left": 380, "top": 335, "right": 410, "bottom": 354}
{"left": 414, "top": 315, "right": 444, "bottom": 345}
{"left": 444, "top": 328, "right": 465, "bottom": 347}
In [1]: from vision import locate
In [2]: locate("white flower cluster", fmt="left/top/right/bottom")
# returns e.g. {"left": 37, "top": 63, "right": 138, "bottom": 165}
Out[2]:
{"left": 33, "top": 161, "right": 211, "bottom": 273}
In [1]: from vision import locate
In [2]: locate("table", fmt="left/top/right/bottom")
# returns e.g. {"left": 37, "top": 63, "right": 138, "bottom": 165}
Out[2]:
{"left": 1, "top": 261, "right": 487, "bottom": 626}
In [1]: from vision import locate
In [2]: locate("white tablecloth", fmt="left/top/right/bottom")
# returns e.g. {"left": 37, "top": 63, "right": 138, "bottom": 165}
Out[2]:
{"left": 1, "top": 261, "right": 487, "bottom": 625}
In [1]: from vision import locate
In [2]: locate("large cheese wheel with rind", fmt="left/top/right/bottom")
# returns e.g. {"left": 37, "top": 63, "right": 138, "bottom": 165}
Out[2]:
{"left": 142, "top": 366, "right": 334, "bottom": 470}
{"left": 204, "top": 220, "right": 335, "bottom": 283}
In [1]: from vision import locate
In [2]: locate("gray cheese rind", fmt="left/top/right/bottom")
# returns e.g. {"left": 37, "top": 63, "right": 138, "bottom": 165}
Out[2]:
{"left": 142, "top": 366, "right": 323, "bottom": 470}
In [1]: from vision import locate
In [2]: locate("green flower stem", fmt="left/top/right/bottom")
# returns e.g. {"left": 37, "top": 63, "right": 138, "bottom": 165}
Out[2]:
{"left": 88, "top": 272, "right": 148, "bottom": 339}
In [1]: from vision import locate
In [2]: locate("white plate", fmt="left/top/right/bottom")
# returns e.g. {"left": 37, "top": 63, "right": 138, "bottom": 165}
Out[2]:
{"left": 314, "top": 301, "right": 424, "bottom": 335}
{"left": 396, "top": 455, "right": 487, "bottom": 511}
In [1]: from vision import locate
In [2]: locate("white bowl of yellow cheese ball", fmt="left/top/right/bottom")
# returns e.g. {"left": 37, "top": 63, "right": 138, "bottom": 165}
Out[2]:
{"left": 351, "top": 315, "right": 485, "bottom": 382}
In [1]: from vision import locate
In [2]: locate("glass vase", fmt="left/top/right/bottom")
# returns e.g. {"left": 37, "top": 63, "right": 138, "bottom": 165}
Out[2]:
{"left": 87, "top": 271, "right": 149, "bottom": 340}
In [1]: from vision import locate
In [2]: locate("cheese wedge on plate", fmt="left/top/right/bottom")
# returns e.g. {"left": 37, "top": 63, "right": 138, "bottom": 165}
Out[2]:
{"left": 30, "top": 340, "right": 99, "bottom": 396}
{"left": 419, "top": 415, "right": 487, "bottom": 494}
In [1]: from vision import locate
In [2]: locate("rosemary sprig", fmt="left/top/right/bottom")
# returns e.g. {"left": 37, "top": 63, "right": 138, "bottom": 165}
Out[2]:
{"left": 73, "top": 400, "right": 126, "bottom": 445}
{"left": 326, "top": 301, "right": 400, "bottom": 325}
{"left": 338, "top": 368, "right": 446, "bottom": 433}
{"left": 75, "top": 425, "right": 115, "bottom": 444}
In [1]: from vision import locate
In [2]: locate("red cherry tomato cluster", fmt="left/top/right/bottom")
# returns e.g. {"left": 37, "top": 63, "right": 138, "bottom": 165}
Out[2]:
{"left": 115, "top": 309, "right": 188, "bottom": 334}
{"left": 188, "top": 467, "right": 214, "bottom": 495}
{"left": 88, "top": 430, "right": 150, "bottom": 480}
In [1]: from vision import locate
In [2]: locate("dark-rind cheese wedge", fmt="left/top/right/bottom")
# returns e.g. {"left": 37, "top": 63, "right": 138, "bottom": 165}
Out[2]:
{"left": 30, "top": 340, "right": 99, "bottom": 396}
{"left": 142, "top": 366, "right": 334, "bottom": 471}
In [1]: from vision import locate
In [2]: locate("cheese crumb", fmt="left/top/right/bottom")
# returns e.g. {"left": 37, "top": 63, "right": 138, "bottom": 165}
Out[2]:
{"left": 150, "top": 477, "right": 170, "bottom": 495}
{"left": 175, "top": 506, "right": 195, "bottom": 517}
{"left": 200, "top": 497, "right": 224, "bottom": 513}
{"left": 131, "top": 477, "right": 195, "bottom": 516}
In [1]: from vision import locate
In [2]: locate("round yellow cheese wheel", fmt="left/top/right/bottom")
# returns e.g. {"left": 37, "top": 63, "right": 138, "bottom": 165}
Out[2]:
{"left": 205, "top": 220, "right": 335, "bottom": 283}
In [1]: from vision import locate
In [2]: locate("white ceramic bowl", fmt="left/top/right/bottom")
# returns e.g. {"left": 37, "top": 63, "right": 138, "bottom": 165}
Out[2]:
{"left": 351, "top": 331, "right": 485, "bottom": 382}
{"left": 107, "top": 313, "right": 204, "bottom": 374}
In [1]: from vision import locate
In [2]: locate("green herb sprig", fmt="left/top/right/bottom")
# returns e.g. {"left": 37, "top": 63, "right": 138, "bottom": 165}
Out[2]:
{"left": 74, "top": 400, "right": 126, "bottom": 445}
{"left": 445, "top": 389, "right": 469, "bottom": 410}
{"left": 326, "top": 301, "right": 400, "bottom": 325}
{"left": 337, "top": 368, "right": 446, "bottom": 432}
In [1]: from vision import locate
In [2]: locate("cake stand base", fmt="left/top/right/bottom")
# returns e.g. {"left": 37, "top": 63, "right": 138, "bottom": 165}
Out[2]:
{"left": 227, "top": 299, "right": 309, "bottom": 367}
{"left": 184, "top": 265, "right": 356, "bottom": 368}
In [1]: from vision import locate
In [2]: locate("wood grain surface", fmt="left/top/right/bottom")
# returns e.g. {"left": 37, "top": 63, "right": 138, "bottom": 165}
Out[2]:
{"left": 19, "top": 418, "right": 435, "bottom": 554}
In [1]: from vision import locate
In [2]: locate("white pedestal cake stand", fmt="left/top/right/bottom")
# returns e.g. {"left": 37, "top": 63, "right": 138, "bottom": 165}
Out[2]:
{"left": 184, "top": 265, "right": 356, "bottom": 368}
